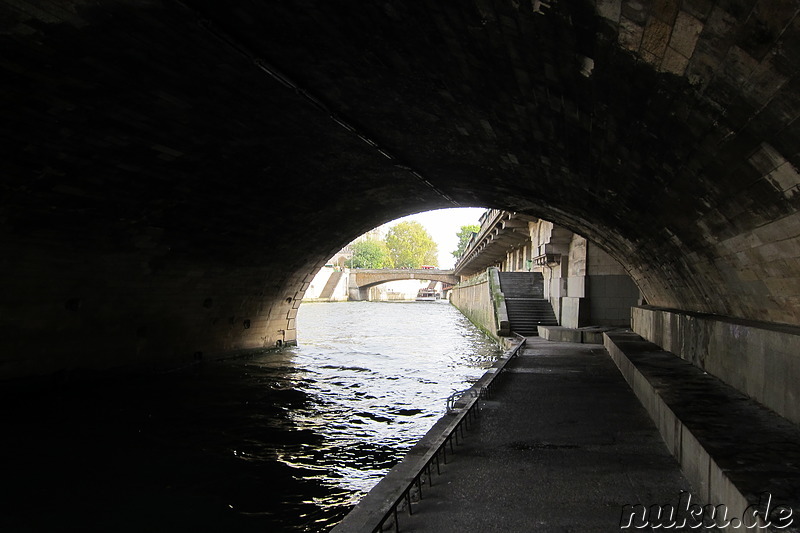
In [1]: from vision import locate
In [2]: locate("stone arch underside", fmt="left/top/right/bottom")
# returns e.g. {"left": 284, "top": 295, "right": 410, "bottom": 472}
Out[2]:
{"left": 352, "top": 273, "right": 459, "bottom": 290}
{"left": 2, "top": 0, "right": 800, "bottom": 379}
{"left": 356, "top": 279, "right": 450, "bottom": 290}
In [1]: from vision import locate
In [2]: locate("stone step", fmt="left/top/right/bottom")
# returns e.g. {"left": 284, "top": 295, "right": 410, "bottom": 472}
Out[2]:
{"left": 604, "top": 331, "right": 800, "bottom": 530}
{"left": 503, "top": 291, "right": 558, "bottom": 335}
{"left": 498, "top": 272, "right": 544, "bottom": 299}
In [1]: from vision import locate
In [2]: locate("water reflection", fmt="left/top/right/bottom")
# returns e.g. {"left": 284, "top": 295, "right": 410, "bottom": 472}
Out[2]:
{"left": 0, "top": 301, "right": 499, "bottom": 532}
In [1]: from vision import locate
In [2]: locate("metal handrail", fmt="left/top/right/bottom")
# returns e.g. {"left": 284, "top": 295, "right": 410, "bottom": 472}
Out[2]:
{"left": 445, "top": 388, "right": 476, "bottom": 413}
{"left": 375, "top": 336, "right": 526, "bottom": 532}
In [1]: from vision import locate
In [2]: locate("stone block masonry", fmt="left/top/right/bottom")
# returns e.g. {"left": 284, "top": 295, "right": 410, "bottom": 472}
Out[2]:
{"left": 605, "top": 331, "right": 800, "bottom": 532}
{"left": 0, "top": 235, "right": 303, "bottom": 381}
{"left": 3, "top": 0, "right": 800, "bottom": 388}
{"left": 632, "top": 305, "right": 800, "bottom": 426}
{"left": 450, "top": 268, "right": 509, "bottom": 342}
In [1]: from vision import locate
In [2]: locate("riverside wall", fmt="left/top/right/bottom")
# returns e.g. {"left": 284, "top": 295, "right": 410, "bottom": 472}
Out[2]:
{"left": 632, "top": 305, "right": 800, "bottom": 425}
{"left": 450, "top": 268, "right": 509, "bottom": 343}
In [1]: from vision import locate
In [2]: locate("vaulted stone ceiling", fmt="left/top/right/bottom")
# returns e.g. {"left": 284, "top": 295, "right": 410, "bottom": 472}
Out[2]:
{"left": 2, "top": 0, "right": 799, "bottom": 378}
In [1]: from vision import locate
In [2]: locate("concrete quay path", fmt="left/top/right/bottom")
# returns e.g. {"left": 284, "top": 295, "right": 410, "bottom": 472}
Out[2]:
{"left": 388, "top": 337, "right": 699, "bottom": 532}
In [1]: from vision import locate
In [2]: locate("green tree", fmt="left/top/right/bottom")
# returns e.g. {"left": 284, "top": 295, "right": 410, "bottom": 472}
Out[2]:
{"left": 385, "top": 221, "right": 439, "bottom": 268}
{"left": 452, "top": 224, "right": 480, "bottom": 258}
{"left": 346, "top": 239, "right": 392, "bottom": 268}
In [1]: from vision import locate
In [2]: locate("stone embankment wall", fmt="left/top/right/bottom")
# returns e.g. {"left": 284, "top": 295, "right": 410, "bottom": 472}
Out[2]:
{"left": 632, "top": 306, "right": 800, "bottom": 425}
{"left": 450, "top": 268, "right": 509, "bottom": 342}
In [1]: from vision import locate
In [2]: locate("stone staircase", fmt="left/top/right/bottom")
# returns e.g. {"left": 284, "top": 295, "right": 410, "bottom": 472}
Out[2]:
{"left": 319, "top": 270, "right": 344, "bottom": 299}
{"left": 498, "top": 272, "right": 558, "bottom": 336}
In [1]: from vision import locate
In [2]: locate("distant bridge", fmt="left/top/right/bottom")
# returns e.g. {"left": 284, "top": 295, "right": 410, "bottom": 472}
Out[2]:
{"left": 348, "top": 269, "right": 459, "bottom": 300}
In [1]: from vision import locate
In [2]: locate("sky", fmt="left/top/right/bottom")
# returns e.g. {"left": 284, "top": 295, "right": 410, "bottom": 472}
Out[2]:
{"left": 377, "top": 207, "right": 486, "bottom": 269}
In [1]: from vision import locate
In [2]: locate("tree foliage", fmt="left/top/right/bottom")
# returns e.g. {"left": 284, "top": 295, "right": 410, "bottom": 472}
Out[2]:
{"left": 385, "top": 221, "right": 438, "bottom": 268}
{"left": 346, "top": 239, "right": 392, "bottom": 269}
{"left": 452, "top": 224, "right": 480, "bottom": 258}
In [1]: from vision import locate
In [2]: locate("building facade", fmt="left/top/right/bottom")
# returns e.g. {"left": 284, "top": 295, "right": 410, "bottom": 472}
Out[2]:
{"left": 454, "top": 210, "right": 640, "bottom": 328}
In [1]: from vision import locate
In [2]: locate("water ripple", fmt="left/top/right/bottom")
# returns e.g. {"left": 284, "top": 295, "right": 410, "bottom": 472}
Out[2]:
{"left": 0, "top": 300, "right": 500, "bottom": 533}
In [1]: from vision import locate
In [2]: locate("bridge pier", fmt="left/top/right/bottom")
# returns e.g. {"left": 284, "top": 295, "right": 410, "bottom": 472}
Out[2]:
{"left": 347, "top": 287, "right": 370, "bottom": 301}
{"left": 347, "top": 275, "right": 370, "bottom": 301}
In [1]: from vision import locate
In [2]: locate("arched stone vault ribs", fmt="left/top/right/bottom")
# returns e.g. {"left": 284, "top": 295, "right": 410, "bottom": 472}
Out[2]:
{"left": 2, "top": 0, "right": 800, "bottom": 378}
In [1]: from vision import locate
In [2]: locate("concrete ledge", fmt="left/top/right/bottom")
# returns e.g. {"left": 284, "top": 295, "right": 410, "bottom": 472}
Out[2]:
{"left": 604, "top": 331, "right": 800, "bottom": 532}
{"left": 538, "top": 325, "right": 582, "bottom": 343}
{"left": 538, "top": 325, "right": 618, "bottom": 344}
{"left": 632, "top": 305, "right": 800, "bottom": 425}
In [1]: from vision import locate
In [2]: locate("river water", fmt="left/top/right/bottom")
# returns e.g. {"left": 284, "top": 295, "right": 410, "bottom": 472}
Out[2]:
{"left": 2, "top": 301, "right": 500, "bottom": 532}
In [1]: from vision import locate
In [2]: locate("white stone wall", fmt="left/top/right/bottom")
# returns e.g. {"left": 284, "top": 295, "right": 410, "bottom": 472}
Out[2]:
{"left": 303, "top": 266, "right": 349, "bottom": 301}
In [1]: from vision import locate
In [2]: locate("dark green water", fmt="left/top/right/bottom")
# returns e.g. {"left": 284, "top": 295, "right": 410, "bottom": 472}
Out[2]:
{"left": 1, "top": 301, "right": 500, "bottom": 532}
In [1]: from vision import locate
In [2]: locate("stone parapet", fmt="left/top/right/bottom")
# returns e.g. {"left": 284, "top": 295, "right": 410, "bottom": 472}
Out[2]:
{"left": 632, "top": 306, "right": 800, "bottom": 426}
{"left": 604, "top": 331, "right": 800, "bottom": 532}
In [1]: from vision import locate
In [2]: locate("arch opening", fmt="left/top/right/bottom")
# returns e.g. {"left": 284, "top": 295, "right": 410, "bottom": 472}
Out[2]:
{"left": 1, "top": 0, "right": 800, "bottom": 394}
{"left": 6, "top": 1, "right": 800, "bottom": 530}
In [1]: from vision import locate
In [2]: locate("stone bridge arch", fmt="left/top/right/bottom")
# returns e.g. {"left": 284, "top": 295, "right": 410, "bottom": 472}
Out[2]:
{"left": 348, "top": 269, "right": 459, "bottom": 300}
{"left": 2, "top": 0, "right": 800, "bottom": 399}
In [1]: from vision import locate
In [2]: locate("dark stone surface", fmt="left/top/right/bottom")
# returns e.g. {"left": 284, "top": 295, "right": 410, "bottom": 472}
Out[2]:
{"left": 2, "top": 0, "right": 800, "bottom": 377}
{"left": 606, "top": 330, "right": 800, "bottom": 532}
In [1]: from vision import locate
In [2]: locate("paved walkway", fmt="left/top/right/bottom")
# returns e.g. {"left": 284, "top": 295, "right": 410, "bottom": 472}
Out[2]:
{"left": 392, "top": 337, "right": 699, "bottom": 532}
